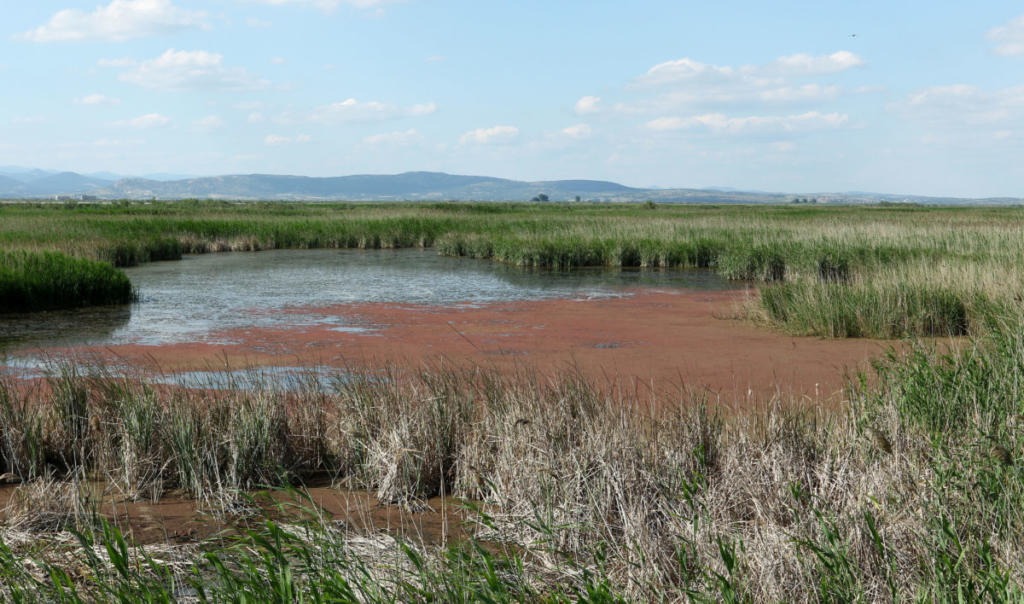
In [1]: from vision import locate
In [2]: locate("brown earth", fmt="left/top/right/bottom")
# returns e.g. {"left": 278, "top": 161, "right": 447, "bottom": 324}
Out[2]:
{"left": 0, "top": 482, "right": 467, "bottom": 546}
{"left": 26, "top": 288, "right": 898, "bottom": 407}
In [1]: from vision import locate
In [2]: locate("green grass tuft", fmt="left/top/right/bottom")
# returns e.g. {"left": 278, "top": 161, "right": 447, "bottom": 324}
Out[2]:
{"left": 0, "top": 250, "right": 134, "bottom": 313}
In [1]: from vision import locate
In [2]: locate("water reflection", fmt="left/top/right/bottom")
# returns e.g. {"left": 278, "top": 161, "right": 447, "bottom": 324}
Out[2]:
{"left": 0, "top": 304, "right": 132, "bottom": 350}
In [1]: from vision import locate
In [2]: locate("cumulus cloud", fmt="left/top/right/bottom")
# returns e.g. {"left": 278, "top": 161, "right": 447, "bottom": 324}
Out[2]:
{"left": 245, "top": 0, "right": 395, "bottom": 13}
{"left": 76, "top": 94, "right": 120, "bottom": 106}
{"left": 897, "top": 84, "right": 1024, "bottom": 127}
{"left": 459, "top": 125, "right": 519, "bottom": 144}
{"left": 637, "top": 57, "right": 742, "bottom": 87}
{"left": 363, "top": 129, "right": 420, "bottom": 145}
{"left": 19, "top": 0, "right": 208, "bottom": 43}
{"left": 265, "top": 133, "right": 311, "bottom": 145}
{"left": 409, "top": 103, "right": 438, "bottom": 116}
{"left": 109, "top": 113, "right": 172, "bottom": 128}
{"left": 769, "top": 51, "right": 864, "bottom": 75}
{"left": 309, "top": 98, "right": 436, "bottom": 123}
{"left": 757, "top": 84, "right": 841, "bottom": 103}
{"left": 193, "top": 115, "right": 224, "bottom": 131}
{"left": 646, "top": 111, "right": 847, "bottom": 134}
{"left": 616, "top": 51, "right": 864, "bottom": 118}
{"left": 575, "top": 96, "right": 601, "bottom": 115}
{"left": 906, "top": 84, "right": 979, "bottom": 106}
{"left": 561, "top": 123, "right": 592, "bottom": 139}
{"left": 988, "top": 14, "right": 1024, "bottom": 56}
{"left": 93, "top": 138, "right": 144, "bottom": 147}
{"left": 636, "top": 51, "right": 863, "bottom": 88}
{"left": 118, "top": 49, "right": 269, "bottom": 91}
{"left": 98, "top": 57, "right": 138, "bottom": 67}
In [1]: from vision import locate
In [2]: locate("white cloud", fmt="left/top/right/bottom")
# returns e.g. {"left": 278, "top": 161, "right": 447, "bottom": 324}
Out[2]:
{"left": 561, "top": 124, "right": 592, "bottom": 139}
{"left": 363, "top": 129, "right": 420, "bottom": 145}
{"left": 616, "top": 51, "right": 864, "bottom": 118}
{"left": 248, "top": 112, "right": 266, "bottom": 123}
{"left": 12, "top": 116, "right": 44, "bottom": 125}
{"left": 76, "top": 93, "right": 121, "bottom": 106}
{"left": 98, "top": 57, "right": 138, "bottom": 67}
{"left": 897, "top": 84, "right": 1024, "bottom": 127}
{"left": 769, "top": 51, "right": 864, "bottom": 76}
{"left": 19, "top": 0, "right": 208, "bottom": 43}
{"left": 309, "top": 98, "right": 435, "bottom": 123}
{"left": 637, "top": 51, "right": 863, "bottom": 88}
{"left": 575, "top": 96, "right": 601, "bottom": 115}
{"left": 110, "top": 113, "right": 172, "bottom": 128}
{"left": 194, "top": 115, "right": 224, "bottom": 130}
{"left": 646, "top": 111, "right": 847, "bottom": 134}
{"left": 907, "top": 84, "right": 979, "bottom": 106}
{"left": 460, "top": 125, "right": 519, "bottom": 145}
{"left": 426, "top": 55, "right": 446, "bottom": 62}
{"left": 771, "top": 141, "right": 796, "bottom": 152}
{"left": 637, "top": 57, "right": 740, "bottom": 87}
{"left": 245, "top": 0, "right": 395, "bottom": 13}
{"left": 270, "top": 56, "right": 286, "bottom": 65}
{"left": 93, "top": 138, "right": 144, "bottom": 147}
{"left": 988, "top": 14, "right": 1024, "bottom": 56}
{"left": 119, "top": 49, "right": 269, "bottom": 91}
{"left": 246, "top": 17, "right": 272, "bottom": 27}
{"left": 265, "top": 133, "right": 311, "bottom": 145}
{"left": 758, "top": 84, "right": 841, "bottom": 103}
{"left": 852, "top": 85, "right": 886, "bottom": 95}
{"left": 409, "top": 103, "right": 438, "bottom": 116}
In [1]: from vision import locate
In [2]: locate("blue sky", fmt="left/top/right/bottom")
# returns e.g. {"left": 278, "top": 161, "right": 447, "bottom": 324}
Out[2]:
{"left": 2, "top": 1, "right": 1023, "bottom": 196}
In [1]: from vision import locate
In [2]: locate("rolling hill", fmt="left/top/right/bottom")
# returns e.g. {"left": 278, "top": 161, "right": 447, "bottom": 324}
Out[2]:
{"left": 0, "top": 169, "right": 1017, "bottom": 205}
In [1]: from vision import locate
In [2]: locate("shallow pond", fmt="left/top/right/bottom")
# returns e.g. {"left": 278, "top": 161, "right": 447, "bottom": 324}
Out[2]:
{"left": 0, "top": 248, "right": 731, "bottom": 351}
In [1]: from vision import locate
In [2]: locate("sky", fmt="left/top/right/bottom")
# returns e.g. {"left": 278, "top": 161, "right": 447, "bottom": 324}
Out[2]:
{"left": 1, "top": 1, "right": 1023, "bottom": 197}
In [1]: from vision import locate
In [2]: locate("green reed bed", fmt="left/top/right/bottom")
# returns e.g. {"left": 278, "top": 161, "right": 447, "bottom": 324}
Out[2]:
{"left": 4, "top": 200, "right": 1024, "bottom": 335}
{"left": 0, "top": 250, "right": 134, "bottom": 313}
{"left": 3, "top": 314, "right": 1024, "bottom": 600}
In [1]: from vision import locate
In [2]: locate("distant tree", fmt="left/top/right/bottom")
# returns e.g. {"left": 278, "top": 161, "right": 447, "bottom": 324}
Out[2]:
{"left": 574, "top": 195, "right": 581, "bottom": 203}
{"left": 645, "top": 200, "right": 656, "bottom": 209}
{"left": 531, "top": 193, "right": 550, "bottom": 202}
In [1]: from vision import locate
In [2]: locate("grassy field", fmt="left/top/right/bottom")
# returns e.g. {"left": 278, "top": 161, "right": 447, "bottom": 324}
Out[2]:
{"left": 3, "top": 200, "right": 1024, "bottom": 337}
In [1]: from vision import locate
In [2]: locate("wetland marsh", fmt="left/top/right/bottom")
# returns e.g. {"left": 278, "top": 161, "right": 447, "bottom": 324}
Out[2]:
{"left": 1, "top": 201, "right": 1023, "bottom": 601}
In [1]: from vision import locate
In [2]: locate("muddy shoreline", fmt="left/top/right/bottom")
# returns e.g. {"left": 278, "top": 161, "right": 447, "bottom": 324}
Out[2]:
{"left": 11, "top": 288, "right": 897, "bottom": 406}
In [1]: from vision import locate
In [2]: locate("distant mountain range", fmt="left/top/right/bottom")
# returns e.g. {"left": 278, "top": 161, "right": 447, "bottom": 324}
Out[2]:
{"left": 0, "top": 167, "right": 1019, "bottom": 205}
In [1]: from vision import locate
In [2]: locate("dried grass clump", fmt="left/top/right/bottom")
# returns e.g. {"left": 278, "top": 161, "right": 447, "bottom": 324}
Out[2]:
{"left": 1, "top": 477, "right": 93, "bottom": 534}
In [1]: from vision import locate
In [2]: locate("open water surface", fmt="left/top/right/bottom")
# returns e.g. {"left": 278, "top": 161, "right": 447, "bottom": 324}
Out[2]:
{"left": 0, "top": 248, "right": 733, "bottom": 351}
